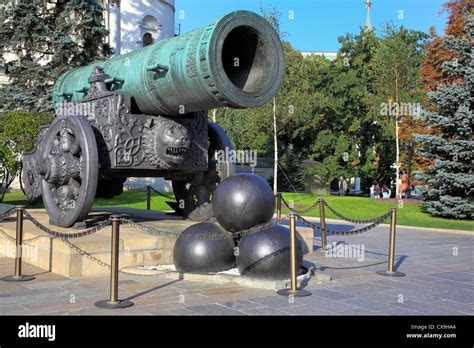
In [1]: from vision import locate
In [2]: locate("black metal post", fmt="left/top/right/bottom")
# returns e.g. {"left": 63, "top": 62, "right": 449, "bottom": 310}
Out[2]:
{"left": 146, "top": 186, "right": 151, "bottom": 210}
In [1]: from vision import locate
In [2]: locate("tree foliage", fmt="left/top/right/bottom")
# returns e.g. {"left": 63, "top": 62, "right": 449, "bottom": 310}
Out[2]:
{"left": 372, "top": 24, "right": 427, "bottom": 184}
{"left": 420, "top": 0, "right": 472, "bottom": 92}
{"left": 0, "top": 0, "right": 111, "bottom": 112}
{"left": 415, "top": 16, "right": 474, "bottom": 219}
{"left": 0, "top": 111, "right": 52, "bottom": 188}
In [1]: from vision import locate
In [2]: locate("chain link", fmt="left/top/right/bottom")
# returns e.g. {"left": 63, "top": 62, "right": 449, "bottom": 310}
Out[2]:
{"left": 280, "top": 195, "right": 320, "bottom": 214}
{"left": 23, "top": 210, "right": 111, "bottom": 239}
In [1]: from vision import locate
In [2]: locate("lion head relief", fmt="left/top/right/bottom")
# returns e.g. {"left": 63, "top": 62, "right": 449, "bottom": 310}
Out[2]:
{"left": 143, "top": 117, "right": 191, "bottom": 169}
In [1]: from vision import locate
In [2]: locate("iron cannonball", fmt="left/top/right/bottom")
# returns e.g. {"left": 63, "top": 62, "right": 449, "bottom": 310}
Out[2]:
{"left": 236, "top": 224, "right": 303, "bottom": 280}
{"left": 212, "top": 173, "right": 275, "bottom": 231}
{"left": 173, "top": 222, "right": 236, "bottom": 273}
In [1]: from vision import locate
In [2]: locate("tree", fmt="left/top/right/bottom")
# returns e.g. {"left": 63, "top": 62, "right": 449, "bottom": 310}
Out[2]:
{"left": 420, "top": 0, "right": 472, "bottom": 92}
{"left": 0, "top": 0, "right": 111, "bottom": 112}
{"left": 372, "top": 23, "right": 427, "bottom": 197}
{"left": 309, "top": 28, "right": 380, "bottom": 189}
{"left": 416, "top": 0, "right": 472, "bottom": 173}
{"left": 415, "top": 16, "right": 473, "bottom": 219}
{"left": 0, "top": 111, "right": 52, "bottom": 189}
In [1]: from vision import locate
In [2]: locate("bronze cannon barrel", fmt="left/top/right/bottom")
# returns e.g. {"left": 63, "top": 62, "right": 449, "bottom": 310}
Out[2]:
{"left": 52, "top": 10, "right": 285, "bottom": 116}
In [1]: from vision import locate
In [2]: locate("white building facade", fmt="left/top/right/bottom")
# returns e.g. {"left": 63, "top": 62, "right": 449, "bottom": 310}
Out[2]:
{"left": 103, "top": 0, "right": 176, "bottom": 55}
{"left": 301, "top": 51, "right": 337, "bottom": 61}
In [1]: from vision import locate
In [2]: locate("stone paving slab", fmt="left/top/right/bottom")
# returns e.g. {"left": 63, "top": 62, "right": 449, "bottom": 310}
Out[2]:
{"left": 0, "top": 222, "right": 473, "bottom": 316}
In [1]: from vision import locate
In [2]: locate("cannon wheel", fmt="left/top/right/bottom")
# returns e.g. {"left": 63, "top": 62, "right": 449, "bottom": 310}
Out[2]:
{"left": 172, "top": 121, "right": 235, "bottom": 220}
{"left": 41, "top": 116, "right": 99, "bottom": 228}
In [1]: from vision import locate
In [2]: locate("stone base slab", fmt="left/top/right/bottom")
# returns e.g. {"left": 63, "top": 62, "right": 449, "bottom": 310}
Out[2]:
{"left": 121, "top": 261, "right": 329, "bottom": 290}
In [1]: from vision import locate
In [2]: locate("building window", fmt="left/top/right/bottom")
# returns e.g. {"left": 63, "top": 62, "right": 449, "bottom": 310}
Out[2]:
{"left": 140, "top": 15, "right": 161, "bottom": 46}
{"left": 143, "top": 33, "right": 154, "bottom": 47}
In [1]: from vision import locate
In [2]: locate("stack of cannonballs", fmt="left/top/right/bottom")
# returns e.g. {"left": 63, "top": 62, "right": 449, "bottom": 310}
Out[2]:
{"left": 173, "top": 173, "right": 303, "bottom": 280}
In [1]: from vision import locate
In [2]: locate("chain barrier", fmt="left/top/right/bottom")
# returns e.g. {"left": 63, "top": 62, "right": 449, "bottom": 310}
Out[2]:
{"left": 61, "top": 237, "right": 215, "bottom": 278}
{"left": 120, "top": 218, "right": 275, "bottom": 241}
{"left": 0, "top": 228, "right": 47, "bottom": 244}
{"left": 1, "top": 204, "right": 392, "bottom": 279}
{"left": 23, "top": 210, "right": 111, "bottom": 239}
{"left": 1, "top": 210, "right": 109, "bottom": 244}
{"left": 1, "top": 209, "right": 277, "bottom": 278}
{"left": 0, "top": 209, "right": 46, "bottom": 244}
{"left": 280, "top": 195, "right": 320, "bottom": 214}
{"left": 0, "top": 208, "right": 16, "bottom": 221}
{"left": 2, "top": 209, "right": 275, "bottom": 275}
{"left": 322, "top": 200, "right": 389, "bottom": 224}
{"left": 147, "top": 186, "right": 175, "bottom": 200}
{"left": 296, "top": 210, "right": 391, "bottom": 236}
{"left": 61, "top": 238, "right": 112, "bottom": 270}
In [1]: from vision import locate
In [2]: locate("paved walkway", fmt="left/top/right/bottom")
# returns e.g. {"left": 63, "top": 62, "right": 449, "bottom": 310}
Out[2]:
{"left": 1, "top": 223, "right": 473, "bottom": 315}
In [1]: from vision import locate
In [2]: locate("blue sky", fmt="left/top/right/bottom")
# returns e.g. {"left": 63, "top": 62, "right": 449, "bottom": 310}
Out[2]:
{"left": 176, "top": 0, "right": 449, "bottom": 52}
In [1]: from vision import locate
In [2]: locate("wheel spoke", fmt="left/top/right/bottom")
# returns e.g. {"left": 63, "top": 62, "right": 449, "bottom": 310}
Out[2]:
{"left": 69, "top": 178, "right": 81, "bottom": 199}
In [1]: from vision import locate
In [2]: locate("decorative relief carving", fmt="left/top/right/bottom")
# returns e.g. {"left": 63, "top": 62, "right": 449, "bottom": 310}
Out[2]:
{"left": 186, "top": 32, "right": 199, "bottom": 78}
{"left": 180, "top": 111, "right": 208, "bottom": 168}
{"left": 113, "top": 94, "right": 145, "bottom": 167}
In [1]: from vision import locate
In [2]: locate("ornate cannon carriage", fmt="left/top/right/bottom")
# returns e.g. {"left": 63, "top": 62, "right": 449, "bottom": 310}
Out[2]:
{"left": 21, "top": 11, "right": 285, "bottom": 228}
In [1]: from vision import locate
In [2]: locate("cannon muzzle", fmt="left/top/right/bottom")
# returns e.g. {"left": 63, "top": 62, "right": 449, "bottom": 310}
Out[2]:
{"left": 52, "top": 11, "right": 285, "bottom": 115}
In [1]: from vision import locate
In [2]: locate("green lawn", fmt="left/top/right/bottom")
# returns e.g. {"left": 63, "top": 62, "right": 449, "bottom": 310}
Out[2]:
{"left": 2, "top": 190, "right": 473, "bottom": 231}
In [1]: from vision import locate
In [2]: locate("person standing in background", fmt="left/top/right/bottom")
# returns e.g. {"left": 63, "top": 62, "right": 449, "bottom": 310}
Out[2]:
{"left": 399, "top": 171, "right": 408, "bottom": 199}
{"left": 339, "top": 176, "right": 348, "bottom": 196}
{"left": 374, "top": 181, "right": 382, "bottom": 199}
{"left": 382, "top": 184, "right": 390, "bottom": 198}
